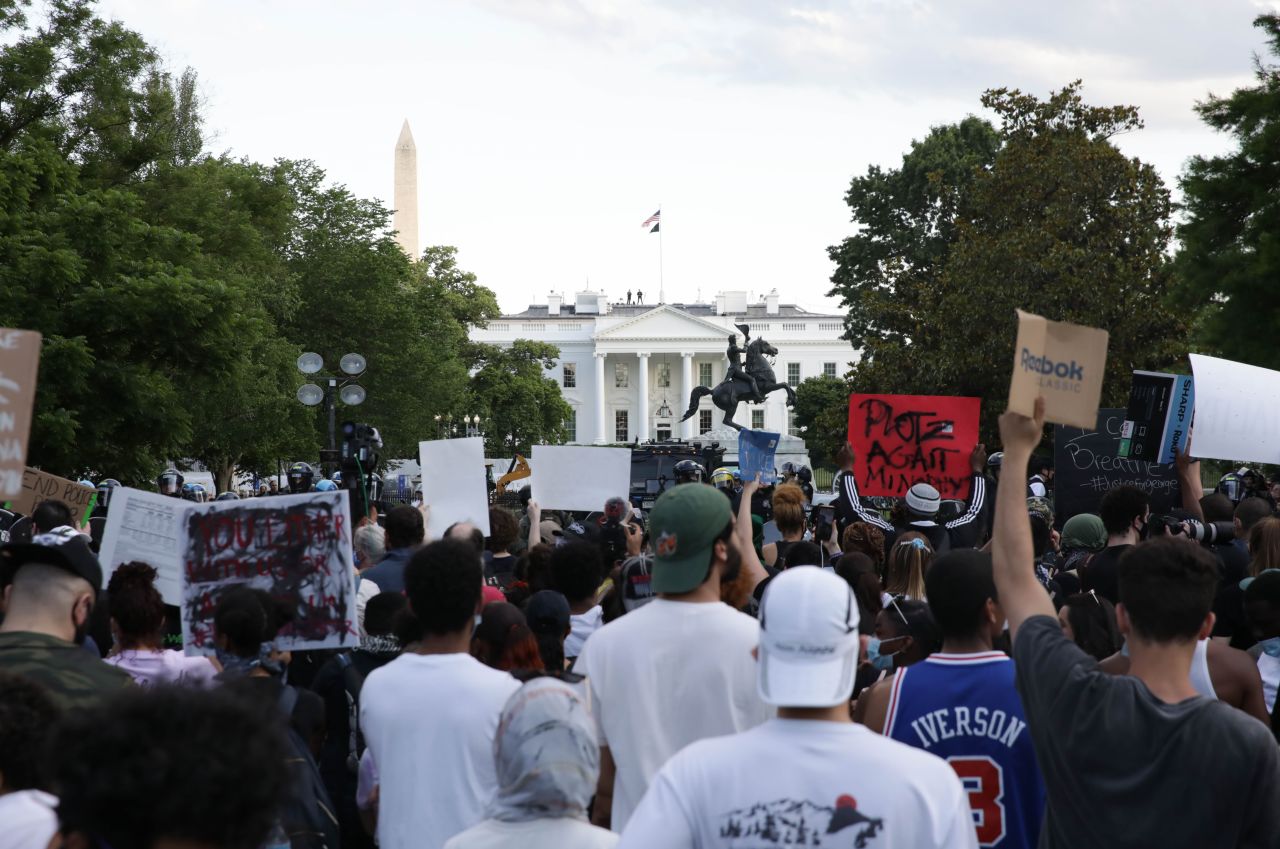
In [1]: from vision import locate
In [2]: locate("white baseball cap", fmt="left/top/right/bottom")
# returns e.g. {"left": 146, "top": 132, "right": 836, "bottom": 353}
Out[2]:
{"left": 757, "top": 566, "right": 860, "bottom": 707}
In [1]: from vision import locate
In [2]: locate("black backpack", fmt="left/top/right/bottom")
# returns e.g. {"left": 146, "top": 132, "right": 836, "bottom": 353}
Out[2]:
{"left": 334, "top": 653, "right": 368, "bottom": 772}
{"left": 277, "top": 685, "right": 341, "bottom": 849}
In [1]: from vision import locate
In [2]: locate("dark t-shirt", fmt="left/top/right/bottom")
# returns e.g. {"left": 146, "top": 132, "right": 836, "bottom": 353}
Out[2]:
{"left": 1014, "top": 615, "right": 1280, "bottom": 848}
{"left": 1079, "top": 544, "right": 1130, "bottom": 603}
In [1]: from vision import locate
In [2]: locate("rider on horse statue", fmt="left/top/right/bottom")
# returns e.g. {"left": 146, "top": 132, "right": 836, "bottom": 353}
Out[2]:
{"left": 725, "top": 324, "right": 761, "bottom": 401}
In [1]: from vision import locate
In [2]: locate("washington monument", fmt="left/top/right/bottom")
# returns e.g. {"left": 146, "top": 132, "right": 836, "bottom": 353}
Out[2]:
{"left": 393, "top": 120, "right": 419, "bottom": 259}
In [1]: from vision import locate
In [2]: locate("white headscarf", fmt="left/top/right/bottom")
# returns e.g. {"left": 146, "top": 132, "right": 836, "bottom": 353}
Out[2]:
{"left": 486, "top": 677, "right": 599, "bottom": 823}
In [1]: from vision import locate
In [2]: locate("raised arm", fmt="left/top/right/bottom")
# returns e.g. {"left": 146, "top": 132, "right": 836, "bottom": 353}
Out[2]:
{"left": 945, "top": 443, "right": 989, "bottom": 534}
{"left": 1175, "top": 436, "right": 1205, "bottom": 522}
{"left": 833, "top": 443, "right": 893, "bottom": 532}
{"left": 526, "top": 499, "right": 542, "bottom": 552}
{"left": 737, "top": 475, "right": 771, "bottom": 594}
{"left": 992, "top": 399, "right": 1056, "bottom": 640}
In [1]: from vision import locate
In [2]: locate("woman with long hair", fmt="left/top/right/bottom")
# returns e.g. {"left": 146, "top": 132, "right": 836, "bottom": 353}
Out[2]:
{"left": 1058, "top": 591, "right": 1123, "bottom": 661}
{"left": 1249, "top": 517, "right": 1280, "bottom": 577}
{"left": 104, "top": 562, "right": 218, "bottom": 686}
{"left": 473, "top": 603, "right": 544, "bottom": 673}
{"left": 883, "top": 532, "right": 933, "bottom": 601}
{"left": 762, "top": 484, "right": 807, "bottom": 569}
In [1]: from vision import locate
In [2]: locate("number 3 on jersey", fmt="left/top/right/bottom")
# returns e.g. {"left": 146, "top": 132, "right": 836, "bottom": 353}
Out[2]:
{"left": 949, "top": 756, "right": 1005, "bottom": 847}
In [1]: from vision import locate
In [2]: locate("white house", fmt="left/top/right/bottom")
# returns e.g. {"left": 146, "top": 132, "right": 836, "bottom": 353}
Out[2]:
{"left": 469, "top": 289, "right": 856, "bottom": 445}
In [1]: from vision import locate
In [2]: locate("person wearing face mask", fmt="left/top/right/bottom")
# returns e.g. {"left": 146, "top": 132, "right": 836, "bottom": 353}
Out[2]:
{"left": 1080, "top": 485, "right": 1150, "bottom": 604}
{"left": 0, "top": 529, "right": 132, "bottom": 709}
{"left": 852, "top": 598, "right": 940, "bottom": 716}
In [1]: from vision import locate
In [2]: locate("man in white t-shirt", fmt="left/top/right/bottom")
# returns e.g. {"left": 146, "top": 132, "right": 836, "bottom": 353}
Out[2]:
{"left": 619, "top": 567, "right": 977, "bottom": 849}
{"left": 577, "top": 483, "right": 770, "bottom": 831}
{"left": 360, "top": 538, "right": 521, "bottom": 849}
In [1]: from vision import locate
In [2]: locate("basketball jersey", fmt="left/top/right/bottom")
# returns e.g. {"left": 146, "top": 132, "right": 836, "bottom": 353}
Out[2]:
{"left": 884, "top": 652, "right": 1045, "bottom": 849}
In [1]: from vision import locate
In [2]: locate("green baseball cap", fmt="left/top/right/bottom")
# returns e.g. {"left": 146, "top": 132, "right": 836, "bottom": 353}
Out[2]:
{"left": 649, "top": 484, "right": 734, "bottom": 594}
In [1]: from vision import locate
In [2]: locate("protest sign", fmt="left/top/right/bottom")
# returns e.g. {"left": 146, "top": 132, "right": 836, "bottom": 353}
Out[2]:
{"left": 1008, "top": 309, "right": 1109, "bottom": 428}
{"left": 1118, "top": 371, "right": 1195, "bottom": 465}
{"left": 181, "top": 490, "right": 357, "bottom": 655}
{"left": 738, "top": 429, "right": 781, "bottom": 484}
{"left": 1054, "top": 408, "right": 1180, "bottom": 525}
{"left": 418, "top": 437, "right": 490, "bottom": 537}
{"left": 99, "top": 487, "right": 187, "bottom": 604}
{"left": 1188, "top": 354, "right": 1280, "bottom": 464}
{"left": 531, "top": 445, "right": 631, "bottom": 511}
{"left": 0, "top": 329, "right": 41, "bottom": 500}
{"left": 846, "top": 394, "right": 980, "bottom": 499}
{"left": 11, "top": 468, "right": 96, "bottom": 527}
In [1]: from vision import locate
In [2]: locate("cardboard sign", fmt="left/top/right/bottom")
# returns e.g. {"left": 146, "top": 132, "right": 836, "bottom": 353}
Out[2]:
{"left": 738, "top": 429, "right": 781, "bottom": 484}
{"left": 531, "top": 445, "right": 631, "bottom": 512}
{"left": 418, "top": 437, "right": 490, "bottom": 537}
{"left": 846, "top": 394, "right": 980, "bottom": 499}
{"left": 1118, "top": 371, "right": 1195, "bottom": 465}
{"left": 1054, "top": 408, "right": 1180, "bottom": 525}
{"left": 11, "top": 468, "right": 96, "bottom": 526}
{"left": 99, "top": 487, "right": 188, "bottom": 604}
{"left": 181, "top": 490, "right": 357, "bottom": 655}
{"left": 1008, "top": 309, "right": 1109, "bottom": 428}
{"left": 0, "top": 329, "right": 41, "bottom": 500}
{"left": 1188, "top": 354, "right": 1280, "bottom": 464}
{"left": 99, "top": 487, "right": 357, "bottom": 653}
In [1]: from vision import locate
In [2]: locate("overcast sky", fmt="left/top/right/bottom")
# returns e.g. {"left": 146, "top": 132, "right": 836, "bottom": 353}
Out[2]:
{"left": 98, "top": 0, "right": 1278, "bottom": 315}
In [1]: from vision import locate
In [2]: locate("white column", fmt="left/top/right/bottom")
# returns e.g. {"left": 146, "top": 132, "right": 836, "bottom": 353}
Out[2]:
{"left": 594, "top": 353, "right": 607, "bottom": 444}
{"left": 637, "top": 353, "right": 650, "bottom": 442}
{"left": 681, "top": 353, "right": 695, "bottom": 438}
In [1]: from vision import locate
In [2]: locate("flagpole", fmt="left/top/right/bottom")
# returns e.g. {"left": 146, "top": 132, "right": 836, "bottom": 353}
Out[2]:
{"left": 658, "top": 204, "right": 665, "bottom": 304}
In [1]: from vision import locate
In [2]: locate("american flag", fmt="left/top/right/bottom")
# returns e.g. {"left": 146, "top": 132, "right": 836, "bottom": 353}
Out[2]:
{"left": 641, "top": 209, "right": 660, "bottom": 229}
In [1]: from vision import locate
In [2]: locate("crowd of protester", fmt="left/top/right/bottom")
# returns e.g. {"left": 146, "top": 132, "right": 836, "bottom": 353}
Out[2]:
{"left": 4, "top": 401, "right": 1280, "bottom": 849}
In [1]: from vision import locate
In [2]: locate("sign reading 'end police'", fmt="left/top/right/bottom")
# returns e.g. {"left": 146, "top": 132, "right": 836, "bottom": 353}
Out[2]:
{"left": 1007, "top": 309, "right": 1109, "bottom": 429}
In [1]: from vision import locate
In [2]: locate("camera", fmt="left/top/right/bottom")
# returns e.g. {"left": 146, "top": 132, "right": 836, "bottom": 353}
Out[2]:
{"left": 811, "top": 505, "right": 836, "bottom": 544}
{"left": 1150, "top": 516, "right": 1234, "bottom": 545}
{"left": 340, "top": 421, "right": 383, "bottom": 513}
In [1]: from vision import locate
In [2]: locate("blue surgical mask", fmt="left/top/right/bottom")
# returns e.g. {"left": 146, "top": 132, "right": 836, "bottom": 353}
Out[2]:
{"left": 1258, "top": 637, "right": 1280, "bottom": 659}
{"left": 867, "top": 636, "right": 905, "bottom": 671}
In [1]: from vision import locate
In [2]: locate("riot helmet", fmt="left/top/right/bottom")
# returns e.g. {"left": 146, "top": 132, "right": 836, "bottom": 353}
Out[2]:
{"left": 157, "top": 468, "right": 184, "bottom": 497}
{"left": 673, "top": 459, "right": 707, "bottom": 485}
{"left": 287, "top": 462, "right": 315, "bottom": 494}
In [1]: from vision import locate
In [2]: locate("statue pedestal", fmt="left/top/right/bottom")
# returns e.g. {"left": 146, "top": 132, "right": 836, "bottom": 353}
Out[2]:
{"left": 688, "top": 426, "right": 811, "bottom": 475}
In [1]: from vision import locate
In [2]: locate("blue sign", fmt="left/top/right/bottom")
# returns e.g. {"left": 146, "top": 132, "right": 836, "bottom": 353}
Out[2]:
{"left": 739, "top": 429, "right": 781, "bottom": 484}
{"left": 397, "top": 474, "right": 408, "bottom": 498}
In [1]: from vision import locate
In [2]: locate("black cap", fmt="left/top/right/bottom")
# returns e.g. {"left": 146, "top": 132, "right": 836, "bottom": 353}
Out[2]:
{"left": 525, "top": 590, "right": 571, "bottom": 636}
{"left": 0, "top": 527, "right": 103, "bottom": 592}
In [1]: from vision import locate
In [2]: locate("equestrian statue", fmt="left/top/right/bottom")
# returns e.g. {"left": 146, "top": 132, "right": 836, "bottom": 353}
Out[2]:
{"left": 680, "top": 324, "right": 796, "bottom": 431}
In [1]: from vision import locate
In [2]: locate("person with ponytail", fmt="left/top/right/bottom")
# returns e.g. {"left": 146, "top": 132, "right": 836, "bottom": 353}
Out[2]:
{"left": 884, "top": 532, "right": 933, "bottom": 602}
{"left": 761, "top": 484, "right": 807, "bottom": 569}
{"left": 104, "top": 561, "right": 218, "bottom": 686}
{"left": 473, "top": 602, "right": 545, "bottom": 673}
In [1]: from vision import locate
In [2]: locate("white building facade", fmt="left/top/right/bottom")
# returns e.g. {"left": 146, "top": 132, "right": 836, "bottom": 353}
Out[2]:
{"left": 469, "top": 290, "right": 856, "bottom": 445}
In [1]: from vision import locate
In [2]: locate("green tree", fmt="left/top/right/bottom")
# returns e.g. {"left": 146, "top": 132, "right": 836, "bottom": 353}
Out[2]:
{"left": 468, "top": 340, "right": 572, "bottom": 456}
{"left": 1176, "top": 14, "right": 1280, "bottom": 367}
{"left": 827, "top": 117, "right": 1000, "bottom": 393}
{"left": 830, "top": 83, "right": 1185, "bottom": 441}
{"left": 792, "top": 375, "right": 852, "bottom": 469}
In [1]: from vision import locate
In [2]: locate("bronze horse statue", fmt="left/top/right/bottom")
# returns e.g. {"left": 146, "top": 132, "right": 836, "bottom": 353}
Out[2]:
{"left": 680, "top": 335, "right": 796, "bottom": 431}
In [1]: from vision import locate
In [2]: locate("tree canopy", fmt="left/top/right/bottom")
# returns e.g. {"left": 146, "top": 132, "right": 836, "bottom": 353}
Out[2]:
{"left": 1176, "top": 13, "right": 1280, "bottom": 368}
{"left": 829, "top": 82, "right": 1186, "bottom": 441}
{"left": 0, "top": 0, "right": 516, "bottom": 488}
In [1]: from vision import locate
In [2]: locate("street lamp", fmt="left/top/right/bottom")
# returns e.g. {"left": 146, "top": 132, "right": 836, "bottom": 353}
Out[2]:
{"left": 296, "top": 352, "right": 367, "bottom": 467}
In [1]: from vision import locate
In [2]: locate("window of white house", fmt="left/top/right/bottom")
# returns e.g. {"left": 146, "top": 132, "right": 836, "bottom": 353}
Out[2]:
{"left": 564, "top": 409, "right": 576, "bottom": 442}
{"left": 823, "top": 362, "right": 837, "bottom": 378}
{"left": 699, "top": 362, "right": 713, "bottom": 387}
{"left": 699, "top": 410, "right": 713, "bottom": 434}
{"left": 751, "top": 409, "right": 764, "bottom": 430}
{"left": 615, "top": 410, "right": 629, "bottom": 442}
{"left": 657, "top": 361, "right": 671, "bottom": 387}
{"left": 615, "top": 363, "right": 629, "bottom": 388}
{"left": 787, "top": 363, "right": 801, "bottom": 386}
{"left": 563, "top": 362, "right": 576, "bottom": 388}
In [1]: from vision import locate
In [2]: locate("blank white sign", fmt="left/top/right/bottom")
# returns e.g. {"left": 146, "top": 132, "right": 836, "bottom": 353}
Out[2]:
{"left": 1189, "top": 354, "right": 1280, "bottom": 465}
{"left": 419, "top": 437, "right": 491, "bottom": 537}
{"left": 531, "top": 445, "right": 632, "bottom": 512}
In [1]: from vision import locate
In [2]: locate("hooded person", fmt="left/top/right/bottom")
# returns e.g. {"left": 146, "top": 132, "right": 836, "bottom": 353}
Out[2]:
{"left": 1057, "top": 513, "right": 1107, "bottom": 596}
{"left": 444, "top": 677, "right": 618, "bottom": 849}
